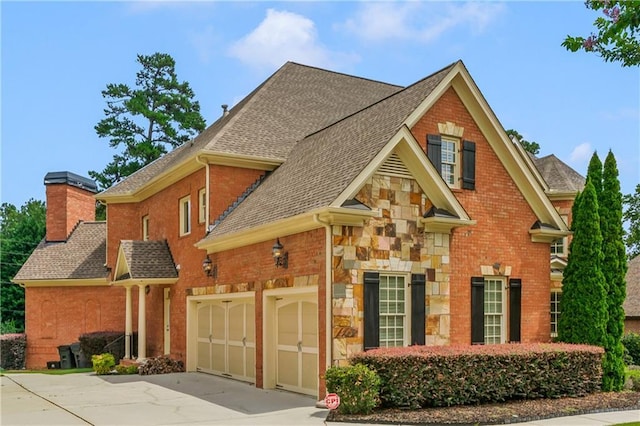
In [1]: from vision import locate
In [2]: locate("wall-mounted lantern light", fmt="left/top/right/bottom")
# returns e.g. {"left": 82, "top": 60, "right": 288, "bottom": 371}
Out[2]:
{"left": 272, "top": 238, "right": 288, "bottom": 269}
{"left": 202, "top": 255, "right": 217, "bottom": 278}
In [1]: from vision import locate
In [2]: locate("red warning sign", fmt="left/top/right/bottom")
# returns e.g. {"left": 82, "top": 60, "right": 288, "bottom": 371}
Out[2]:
{"left": 325, "top": 392, "right": 340, "bottom": 410}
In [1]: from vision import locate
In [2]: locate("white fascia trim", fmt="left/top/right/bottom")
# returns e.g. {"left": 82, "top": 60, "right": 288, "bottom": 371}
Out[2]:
{"left": 529, "top": 228, "right": 570, "bottom": 243}
{"left": 198, "top": 151, "right": 283, "bottom": 171}
{"left": 111, "top": 278, "right": 177, "bottom": 287}
{"left": 419, "top": 216, "right": 476, "bottom": 234}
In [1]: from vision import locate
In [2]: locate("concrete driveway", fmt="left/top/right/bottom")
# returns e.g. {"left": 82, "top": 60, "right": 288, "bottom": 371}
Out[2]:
{"left": 1, "top": 371, "right": 329, "bottom": 425}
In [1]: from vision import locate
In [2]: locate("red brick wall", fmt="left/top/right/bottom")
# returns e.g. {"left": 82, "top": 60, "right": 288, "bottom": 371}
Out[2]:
{"left": 193, "top": 228, "right": 327, "bottom": 394}
{"left": 25, "top": 286, "right": 125, "bottom": 368}
{"left": 45, "top": 184, "right": 95, "bottom": 242}
{"left": 411, "top": 87, "right": 551, "bottom": 344}
{"left": 105, "top": 165, "right": 266, "bottom": 361}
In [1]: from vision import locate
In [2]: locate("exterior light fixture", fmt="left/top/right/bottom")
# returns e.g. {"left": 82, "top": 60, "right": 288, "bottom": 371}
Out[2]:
{"left": 272, "top": 238, "right": 288, "bottom": 269}
{"left": 202, "top": 255, "right": 217, "bottom": 278}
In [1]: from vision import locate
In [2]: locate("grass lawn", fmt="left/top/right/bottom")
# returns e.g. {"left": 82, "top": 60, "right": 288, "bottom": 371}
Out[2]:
{"left": 0, "top": 367, "right": 93, "bottom": 375}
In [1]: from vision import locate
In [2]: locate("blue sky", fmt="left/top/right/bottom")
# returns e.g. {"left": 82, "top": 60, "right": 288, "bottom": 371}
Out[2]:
{"left": 2, "top": 1, "right": 638, "bottom": 209}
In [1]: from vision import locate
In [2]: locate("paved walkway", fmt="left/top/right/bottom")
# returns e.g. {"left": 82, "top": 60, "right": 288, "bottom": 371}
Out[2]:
{"left": 2, "top": 372, "right": 638, "bottom": 425}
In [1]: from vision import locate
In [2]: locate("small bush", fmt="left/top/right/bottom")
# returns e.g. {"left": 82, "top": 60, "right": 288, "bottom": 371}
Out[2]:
{"left": 622, "top": 332, "right": 640, "bottom": 365}
{"left": 92, "top": 353, "right": 115, "bottom": 375}
{"left": 325, "top": 363, "right": 380, "bottom": 414}
{"left": 115, "top": 364, "right": 139, "bottom": 375}
{"left": 0, "top": 333, "right": 26, "bottom": 370}
{"left": 138, "top": 356, "right": 184, "bottom": 375}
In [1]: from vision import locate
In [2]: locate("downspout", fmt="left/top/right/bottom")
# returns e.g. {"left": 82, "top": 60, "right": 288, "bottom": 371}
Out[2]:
{"left": 196, "top": 154, "right": 210, "bottom": 231}
{"left": 314, "top": 213, "right": 332, "bottom": 397}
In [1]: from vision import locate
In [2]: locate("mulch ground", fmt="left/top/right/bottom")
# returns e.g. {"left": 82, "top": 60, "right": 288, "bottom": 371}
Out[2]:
{"left": 326, "top": 391, "right": 640, "bottom": 425}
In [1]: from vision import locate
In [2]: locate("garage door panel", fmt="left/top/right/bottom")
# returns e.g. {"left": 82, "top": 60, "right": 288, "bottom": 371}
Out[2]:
{"left": 246, "top": 348, "right": 255, "bottom": 379}
{"left": 277, "top": 350, "right": 298, "bottom": 387}
{"left": 228, "top": 345, "right": 244, "bottom": 376}
{"left": 302, "top": 352, "right": 317, "bottom": 390}
{"left": 197, "top": 343, "right": 211, "bottom": 370}
{"left": 301, "top": 301, "right": 317, "bottom": 348}
{"left": 197, "top": 306, "right": 210, "bottom": 338}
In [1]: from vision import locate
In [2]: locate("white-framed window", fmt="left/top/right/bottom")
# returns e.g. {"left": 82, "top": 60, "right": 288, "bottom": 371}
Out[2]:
{"left": 179, "top": 195, "right": 191, "bottom": 236}
{"left": 550, "top": 291, "right": 562, "bottom": 338}
{"left": 378, "top": 274, "right": 409, "bottom": 347}
{"left": 483, "top": 277, "right": 506, "bottom": 344}
{"left": 142, "top": 215, "right": 149, "bottom": 241}
{"left": 198, "top": 188, "right": 206, "bottom": 224}
{"left": 441, "top": 137, "right": 459, "bottom": 187}
{"left": 551, "top": 215, "right": 569, "bottom": 257}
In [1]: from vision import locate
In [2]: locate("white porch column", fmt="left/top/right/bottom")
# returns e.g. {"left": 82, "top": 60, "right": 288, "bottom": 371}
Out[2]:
{"left": 124, "top": 286, "right": 133, "bottom": 359}
{"left": 137, "top": 285, "right": 147, "bottom": 360}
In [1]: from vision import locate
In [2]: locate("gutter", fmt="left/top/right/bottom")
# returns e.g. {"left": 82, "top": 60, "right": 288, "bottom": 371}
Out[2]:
{"left": 314, "top": 213, "right": 332, "bottom": 398}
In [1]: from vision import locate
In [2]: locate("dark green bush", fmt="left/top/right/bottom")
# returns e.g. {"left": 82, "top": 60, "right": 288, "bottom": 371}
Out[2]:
{"left": 79, "top": 331, "right": 137, "bottom": 362}
{"left": 0, "top": 333, "right": 26, "bottom": 370}
{"left": 325, "top": 363, "right": 380, "bottom": 414}
{"left": 622, "top": 332, "right": 640, "bottom": 365}
{"left": 350, "top": 343, "right": 604, "bottom": 409}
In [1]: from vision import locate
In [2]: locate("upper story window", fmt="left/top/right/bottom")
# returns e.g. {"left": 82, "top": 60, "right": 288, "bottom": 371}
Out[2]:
{"left": 142, "top": 215, "right": 149, "bottom": 241}
{"left": 427, "top": 133, "right": 475, "bottom": 190}
{"left": 441, "top": 137, "right": 459, "bottom": 186}
{"left": 179, "top": 195, "right": 191, "bottom": 236}
{"left": 550, "top": 215, "right": 569, "bottom": 257}
{"left": 198, "top": 188, "right": 206, "bottom": 224}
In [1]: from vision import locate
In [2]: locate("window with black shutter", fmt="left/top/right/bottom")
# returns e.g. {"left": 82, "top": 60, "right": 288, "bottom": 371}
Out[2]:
{"left": 362, "top": 272, "right": 427, "bottom": 349}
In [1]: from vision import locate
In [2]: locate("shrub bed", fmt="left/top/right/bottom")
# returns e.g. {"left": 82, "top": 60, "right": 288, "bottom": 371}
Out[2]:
{"left": 350, "top": 343, "right": 604, "bottom": 409}
{"left": 138, "top": 356, "right": 184, "bottom": 375}
{"left": 622, "top": 332, "right": 640, "bottom": 365}
{"left": 325, "top": 363, "right": 380, "bottom": 414}
{"left": 0, "top": 333, "right": 26, "bottom": 370}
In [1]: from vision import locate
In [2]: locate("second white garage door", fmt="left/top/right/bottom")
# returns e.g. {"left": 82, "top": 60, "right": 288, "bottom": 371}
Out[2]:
{"left": 197, "top": 298, "right": 255, "bottom": 382}
{"left": 275, "top": 295, "right": 318, "bottom": 395}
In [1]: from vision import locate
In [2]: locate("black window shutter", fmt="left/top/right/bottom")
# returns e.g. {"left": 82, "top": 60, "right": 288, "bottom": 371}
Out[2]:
{"left": 427, "top": 135, "right": 442, "bottom": 173}
{"left": 471, "top": 277, "right": 485, "bottom": 345}
{"left": 411, "top": 274, "right": 426, "bottom": 345}
{"left": 509, "top": 278, "right": 522, "bottom": 343}
{"left": 363, "top": 272, "right": 380, "bottom": 350}
{"left": 462, "top": 140, "right": 476, "bottom": 190}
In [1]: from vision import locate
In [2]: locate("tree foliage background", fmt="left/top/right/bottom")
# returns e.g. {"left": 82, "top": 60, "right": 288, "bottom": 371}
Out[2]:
{"left": 90, "top": 52, "right": 206, "bottom": 191}
{"left": 623, "top": 184, "right": 640, "bottom": 258}
{"left": 563, "top": 0, "right": 640, "bottom": 67}
{"left": 506, "top": 129, "right": 540, "bottom": 155}
{"left": 0, "top": 200, "right": 46, "bottom": 332}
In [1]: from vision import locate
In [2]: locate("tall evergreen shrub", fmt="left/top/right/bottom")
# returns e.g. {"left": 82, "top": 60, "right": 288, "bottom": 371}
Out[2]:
{"left": 600, "top": 151, "right": 627, "bottom": 390}
{"left": 558, "top": 178, "right": 608, "bottom": 347}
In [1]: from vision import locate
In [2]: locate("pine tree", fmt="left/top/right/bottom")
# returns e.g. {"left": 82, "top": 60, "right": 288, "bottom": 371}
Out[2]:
{"left": 600, "top": 151, "right": 627, "bottom": 391}
{"left": 558, "top": 178, "right": 608, "bottom": 346}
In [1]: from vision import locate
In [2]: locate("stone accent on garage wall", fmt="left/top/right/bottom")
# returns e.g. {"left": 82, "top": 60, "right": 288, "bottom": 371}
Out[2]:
{"left": 186, "top": 274, "right": 319, "bottom": 296}
{"left": 331, "top": 173, "right": 451, "bottom": 365}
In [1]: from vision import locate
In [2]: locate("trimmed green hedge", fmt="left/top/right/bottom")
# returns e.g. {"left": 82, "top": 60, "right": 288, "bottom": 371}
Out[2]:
{"left": 350, "top": 343, "right": 604, "bottom": 409}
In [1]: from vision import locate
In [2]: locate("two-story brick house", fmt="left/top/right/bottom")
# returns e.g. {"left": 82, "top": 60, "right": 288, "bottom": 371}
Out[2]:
{"left": 14, "top": 60, "right": 576, "bottom": 398}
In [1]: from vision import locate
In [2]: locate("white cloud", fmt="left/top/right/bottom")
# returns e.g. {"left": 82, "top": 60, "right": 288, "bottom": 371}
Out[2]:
{"left": 569, "top": 142, "right": 593, "bottom": 164}
{"left": 338, "top": 1, "right": 504, "bottom": 43}
{"left": 228, "top": 9, "right": 359, "bottom": 70}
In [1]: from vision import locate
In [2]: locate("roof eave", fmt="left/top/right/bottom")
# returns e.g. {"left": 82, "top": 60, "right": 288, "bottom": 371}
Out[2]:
{"left": 13, "top": 278, "right": 110, "bottom": 288}
{"left": 111, "top": 277, "right": 178, "bottom": 286}
{"left": 529, "top": 228, "right": 570, "bottom": 243}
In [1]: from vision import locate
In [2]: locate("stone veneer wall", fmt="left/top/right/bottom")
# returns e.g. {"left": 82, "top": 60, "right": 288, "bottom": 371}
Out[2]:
{"left": 331, "top": 173, "right": 450, "bottom": 365}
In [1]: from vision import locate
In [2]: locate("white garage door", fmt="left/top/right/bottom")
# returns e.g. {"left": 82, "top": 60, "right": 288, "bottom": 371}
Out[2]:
{"left": 275, "top": 296, "right": 318, "bottom": 395}
{"left": 197, "top": 299, "right": 255, "bottom": 382}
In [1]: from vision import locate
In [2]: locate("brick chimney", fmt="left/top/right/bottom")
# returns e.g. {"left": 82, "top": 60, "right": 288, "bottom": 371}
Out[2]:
{"left": 44, "top": 171, "right": 98, "bottom": 242}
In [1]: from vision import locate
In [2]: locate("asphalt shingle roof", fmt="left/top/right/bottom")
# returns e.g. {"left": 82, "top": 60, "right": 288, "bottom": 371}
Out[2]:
{"left": 13, "top": 222, "right": 108, "bottom": 281}
{"left": 624, "top": 255, "right": 640, "bottom": 318}
{"left": 117, "top": 240, "right": 177, "bottom": 280}
{"left": 532, "top": 154, "right": 585, "bottom": 193}
{"left": 99, "top": 62, "right": 402, "bottom": 198}
{"left": 206, "top": 63, "right": 455, "bottom": 239}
